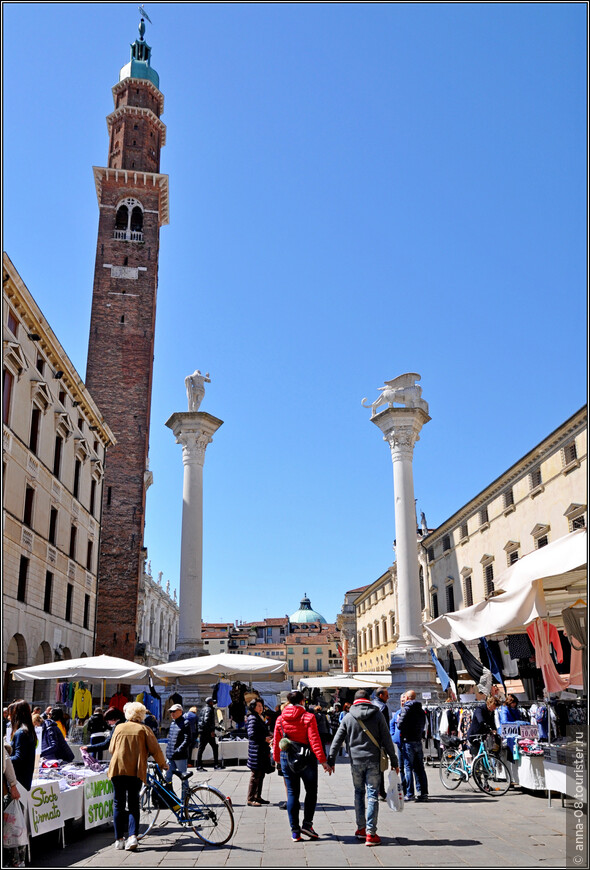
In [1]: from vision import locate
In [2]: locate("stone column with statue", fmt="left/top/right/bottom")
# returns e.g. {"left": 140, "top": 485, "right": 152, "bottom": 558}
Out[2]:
{"left": 166, "top": 371, "right": 223, "bottom": 661}
{"left": 362, "top": 373, "right": 439, "bottom": 705}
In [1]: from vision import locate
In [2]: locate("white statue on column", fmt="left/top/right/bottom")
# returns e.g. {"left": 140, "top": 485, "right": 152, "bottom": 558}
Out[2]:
{"left": 362, "top": 372, "right": 429, "bottom": 418}
{"left": 185, "top": 370, "right": 211, "bottom": 412}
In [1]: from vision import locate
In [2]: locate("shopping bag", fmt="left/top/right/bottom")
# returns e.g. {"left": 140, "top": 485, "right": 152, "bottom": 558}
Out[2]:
{"left": 3, "top": 799, "right": 29, "bottom": 848}
{"left": 386, "top": 769, "right": 404, "bottom": 812}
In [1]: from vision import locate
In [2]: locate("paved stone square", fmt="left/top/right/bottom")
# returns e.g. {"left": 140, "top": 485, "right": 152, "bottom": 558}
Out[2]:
{"left": 30, "top": 758, "right": 570, "bottom": 868}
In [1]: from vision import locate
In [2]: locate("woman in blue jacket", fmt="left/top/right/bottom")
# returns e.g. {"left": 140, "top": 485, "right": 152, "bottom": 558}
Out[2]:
{"left": 9, "top": 700, "right": 36, "bottom": 791}
{"left": 498, "top": 694, "right": 527, "bottom": 761}
{"left": 246, "top": 699, "right": 272, "bottom": 806}
{"left": 40, "top": 711, "right": 75, "bottom": 764}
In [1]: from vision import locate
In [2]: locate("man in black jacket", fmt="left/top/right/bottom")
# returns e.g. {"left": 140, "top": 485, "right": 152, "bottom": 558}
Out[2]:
{"left": 196, "top": 697, "right": 221, "bottom": 770}
{"left": 396, "top": 690, "right": 428, "bottom": 801}
{"left": 165, "top": 704, "right": 190, "bottom": 798}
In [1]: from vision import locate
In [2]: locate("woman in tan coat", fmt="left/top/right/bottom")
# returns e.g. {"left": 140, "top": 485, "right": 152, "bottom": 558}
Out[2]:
{"left": 108, "top": 702, "right": 167, "bottom": 852}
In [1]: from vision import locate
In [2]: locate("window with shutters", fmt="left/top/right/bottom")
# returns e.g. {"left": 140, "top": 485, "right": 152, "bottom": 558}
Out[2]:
{"left": 484, "top": 563, "right": 494, "bottom": 596}
{"left": 463, "top": 574, "right": 473, "bottom": 608}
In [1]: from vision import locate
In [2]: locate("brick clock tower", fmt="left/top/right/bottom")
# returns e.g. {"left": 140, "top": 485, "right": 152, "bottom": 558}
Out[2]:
{"left": 86, "top": 16, "right": 168, "bottom": 660}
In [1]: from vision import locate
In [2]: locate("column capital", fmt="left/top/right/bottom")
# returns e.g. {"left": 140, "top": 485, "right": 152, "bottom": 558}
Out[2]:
{"left": 370, "top": 406, "right": 431, "bottom": 461}
{"left": 165, "top": 411, "right": 223, "bottom": 465}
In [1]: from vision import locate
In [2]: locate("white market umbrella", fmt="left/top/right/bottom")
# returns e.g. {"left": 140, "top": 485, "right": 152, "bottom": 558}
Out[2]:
{"left": 298, "top": 674, "right": 391, "bottom": 689}
{"left": 152, "top": 652, "right": 287, "bottom": 685}
{"left": 11, "top": 654, "right": 151, "bottom": 707}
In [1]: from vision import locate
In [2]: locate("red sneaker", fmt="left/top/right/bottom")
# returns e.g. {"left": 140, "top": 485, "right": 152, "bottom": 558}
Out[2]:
{"left": 355, "top": 827, "right": 366, "bottom": 839}
{"left": 365, "top": 833, "right": 381, "bottom": 847}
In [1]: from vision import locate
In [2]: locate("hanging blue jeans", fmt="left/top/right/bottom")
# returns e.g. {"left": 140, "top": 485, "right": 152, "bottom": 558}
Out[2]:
{"left": 351, "top": 761, "right": 380, "bottom": 834}
{"left": 402, "top": 741, "right": 428, "bottom": 797}
{"left": 280, "top": 751, "right": 318, "bottom": 834}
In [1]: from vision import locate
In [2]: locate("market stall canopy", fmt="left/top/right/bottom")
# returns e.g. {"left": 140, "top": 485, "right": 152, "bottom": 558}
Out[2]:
{"left": 11, "top": 654, "right": 151, "bottom": 682}
{"left": 151, "top": 652, "right": 287, "bottom": 684}
{"left": 298, "top": 673, "right": 391, "bottom": 689}
{"left": 424, "top": 529, "right": 587, "bottom": 646}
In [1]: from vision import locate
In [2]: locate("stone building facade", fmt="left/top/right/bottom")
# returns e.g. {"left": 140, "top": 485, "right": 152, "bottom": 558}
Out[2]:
{"left": 421, "top": 406, "right": 587, "bottom": 622}
{"left": 135, "top": 561, "right": 179, "bottom": 666}
{"left": 86, "top": 28, "right": 169, "bottom": 660}
{"left": 3, "top": 254, "right": 115, "bottom": 704}
{"left": 337, "top": 584, "right": 369, "bottom": 672}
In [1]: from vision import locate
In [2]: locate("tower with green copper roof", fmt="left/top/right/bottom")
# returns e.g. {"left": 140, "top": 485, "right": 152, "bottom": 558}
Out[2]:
{"left": 119, "top": 13, "right": 160, "bottom": 90}
{"left": 86, "top": 8, "right": 169, "bottom": 661}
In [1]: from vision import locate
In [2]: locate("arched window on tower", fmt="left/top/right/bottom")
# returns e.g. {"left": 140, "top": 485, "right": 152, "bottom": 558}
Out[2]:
{"left": 114, "top": 198, "right": 144, "bottom": 241}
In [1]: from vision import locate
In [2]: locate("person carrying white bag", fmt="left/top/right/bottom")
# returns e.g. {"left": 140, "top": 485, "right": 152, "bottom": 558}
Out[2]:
{"left": 327, "top": 689, "right": 399, "bottom": 848}
{"left": 386, "top": 768, "right": 405, "bottom": 812}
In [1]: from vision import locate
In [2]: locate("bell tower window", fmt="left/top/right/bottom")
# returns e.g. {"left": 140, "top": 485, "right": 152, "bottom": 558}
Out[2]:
{"left": 114, "top": 198, "right": 144, "bottom": 241}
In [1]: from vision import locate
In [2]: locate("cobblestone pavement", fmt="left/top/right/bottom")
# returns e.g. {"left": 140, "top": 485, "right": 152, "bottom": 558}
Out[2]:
{"left": 29, "top": 757, "right": 570, "bottom": 868}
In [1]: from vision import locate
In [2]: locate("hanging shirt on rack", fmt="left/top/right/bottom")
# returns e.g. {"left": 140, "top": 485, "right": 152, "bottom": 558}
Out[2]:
{"left": 72, "top": 687, "right": 92, "bottom": 720}
{"left": 453, "top": 642, "right": 484, "bottom": 682}
{"left": 527, "top": 620, "right": 563, "bottom": 663}
{"left": 528, "top": 619, "right": 568, "bottom": 695}
{"left": 109, "top": 692, "right": 129, "bottom": 712}
{"left": 497, "top": 639, "right": 519, "bottom": 678}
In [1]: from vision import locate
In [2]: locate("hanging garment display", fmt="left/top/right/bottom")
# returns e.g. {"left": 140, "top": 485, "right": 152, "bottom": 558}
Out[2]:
{"left": 71, "top": 686, "right": 93, "bottom": 720}
{"left": 430, "top": 649, "right": 450, "bottom": 690}
{"left": 526, "top": 620, "right": 563, "bottom": 663}
{"left": 528, "top": 618, "right": 568, "bottom": 695}
{"left": 497, "top": 639, "right": 519, "bottom": 678}
{"left": 453, "top": 642, "right": 484, "bottom": 682}
{"left": 506, "top": 633, "right": 534, "bottom": 660}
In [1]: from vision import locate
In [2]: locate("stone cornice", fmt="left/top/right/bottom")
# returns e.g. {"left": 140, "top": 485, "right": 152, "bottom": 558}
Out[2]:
{"left": 422, "top": 406, "right": 587, "bottom": 543}
{"left": 106, "top": 104, "right": 167, "bottom": 145}
{"left": 111, "top": 78, "right": 164, "bottom": 115}
{"left": 92, "top": 166, "right": 169, "bottom": 226}
{"left": 3, "top": 253, "right": 116, "bottom": 449}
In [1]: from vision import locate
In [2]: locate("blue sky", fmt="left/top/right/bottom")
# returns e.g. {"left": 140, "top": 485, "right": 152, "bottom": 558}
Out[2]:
{"left": 3, "top": 3, "right": 587, "bottom": 624}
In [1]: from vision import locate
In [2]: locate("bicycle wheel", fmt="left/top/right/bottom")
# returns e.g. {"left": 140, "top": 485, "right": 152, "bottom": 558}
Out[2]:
{"left": 184, "top": 785, "right": 235, "bottom": 846}
{"left": 472, "top": 755, "right": 511, "bottom": 796}
{"left": 138, "top": 784, "right": 161, "bottom": 839}
{"left": 439, "top": 750, "right": 466, "bottom": 790}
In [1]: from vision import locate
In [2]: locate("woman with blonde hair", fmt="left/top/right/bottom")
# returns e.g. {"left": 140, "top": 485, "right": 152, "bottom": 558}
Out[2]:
{"left": 107, "top": 702, "right": 168, "bottom": 852}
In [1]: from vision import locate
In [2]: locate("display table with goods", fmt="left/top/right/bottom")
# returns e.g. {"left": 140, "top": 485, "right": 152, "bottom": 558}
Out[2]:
{"left": 19, "top": 758, "right": 114, "bottom": 848}
{"left": 543, "top": 741, "right": 587, "bottom": 802}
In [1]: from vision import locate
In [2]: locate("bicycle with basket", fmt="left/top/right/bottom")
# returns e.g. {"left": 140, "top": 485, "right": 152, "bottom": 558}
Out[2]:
{"left": 138, "top": 762, "right": 235, "bottom": 846}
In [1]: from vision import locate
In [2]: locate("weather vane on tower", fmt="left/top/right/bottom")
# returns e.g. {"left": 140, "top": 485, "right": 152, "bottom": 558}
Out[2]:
{"left": 138, "top": 5, "right": 152, "bottom": 40}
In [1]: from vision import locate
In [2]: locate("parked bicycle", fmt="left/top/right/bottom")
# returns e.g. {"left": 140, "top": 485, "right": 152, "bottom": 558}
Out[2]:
{"left": 439, "top": 735, "right": 511, "bottom": 795}
{"left": 138, "top": 762, "right": 235, "bottom": 846}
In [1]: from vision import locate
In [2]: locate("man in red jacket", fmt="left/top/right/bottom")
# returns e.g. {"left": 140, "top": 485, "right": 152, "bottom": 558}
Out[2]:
{"left": 273, "top": 691, "right": 333, "bottom": 842}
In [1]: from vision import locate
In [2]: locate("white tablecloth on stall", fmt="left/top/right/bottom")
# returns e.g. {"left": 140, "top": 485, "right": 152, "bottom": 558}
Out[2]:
{"left": 508, "top": 756, "right": 546, "bottom": 790}
{"left": 544, "top": 761, "right": 587, "bottom": 801}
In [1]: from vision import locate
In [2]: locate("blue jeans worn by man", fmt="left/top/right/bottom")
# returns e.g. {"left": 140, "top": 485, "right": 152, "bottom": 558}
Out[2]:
{"left": 402, "top": 741, "right": 428, "bottom": 800}
{"left": 351, "top": 761, "right": 381, "bottom": 835}
{"left": 165, "top": 758, "right": 189, "bottom": 802}
{"left": 280, "top": 751, "right": 318, "bottom": 837}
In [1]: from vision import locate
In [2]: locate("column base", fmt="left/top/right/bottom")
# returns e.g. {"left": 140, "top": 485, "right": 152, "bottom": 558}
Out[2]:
{"left": 387, "top": 647, "right": 442, "bottom": 709}
{"left": 168, "top": 641, "right": 209, "bottom": 662}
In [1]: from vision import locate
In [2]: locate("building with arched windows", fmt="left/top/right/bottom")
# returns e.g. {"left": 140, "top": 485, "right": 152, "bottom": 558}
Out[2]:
{"left": 3, "top": 254, "right": 115, "bottom": 705}
{"left": 135, "top": 557, "right": 179, "bottom": 666}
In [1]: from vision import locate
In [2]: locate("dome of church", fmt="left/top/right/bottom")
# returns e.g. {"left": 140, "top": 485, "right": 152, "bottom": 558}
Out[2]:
{"left": 289, "top": 594, "right": 327, "bottom": 624}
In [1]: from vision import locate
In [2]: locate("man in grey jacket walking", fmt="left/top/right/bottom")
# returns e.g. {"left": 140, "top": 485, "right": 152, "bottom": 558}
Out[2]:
{"left": 327, "top": 689, "right": 399, "bottom": 847}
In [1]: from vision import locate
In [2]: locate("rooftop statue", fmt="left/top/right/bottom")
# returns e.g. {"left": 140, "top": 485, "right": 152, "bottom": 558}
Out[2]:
{"left": 362, "top": 372, "right": 429, "bottom": 418}
{"left": 185, "top": 370, "right": 211, "bottom": 412}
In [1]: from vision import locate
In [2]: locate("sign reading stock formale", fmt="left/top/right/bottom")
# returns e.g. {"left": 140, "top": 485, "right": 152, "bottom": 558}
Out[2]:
{"left": 84, "top": 774, "right": 114, "bottom": 830}
{"left": 28, "top": 781, "right": 63, "bottom": 836}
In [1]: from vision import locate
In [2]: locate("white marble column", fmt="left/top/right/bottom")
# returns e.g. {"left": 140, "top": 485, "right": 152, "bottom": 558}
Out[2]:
{"left": 372, "top": 409, "right": 429, "bottom": 651}
{"left": 364, "top": 373, "right": 440, "bottom": 704}
{"left": 165, "top": 409, "right": 223, "bottom": 660}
